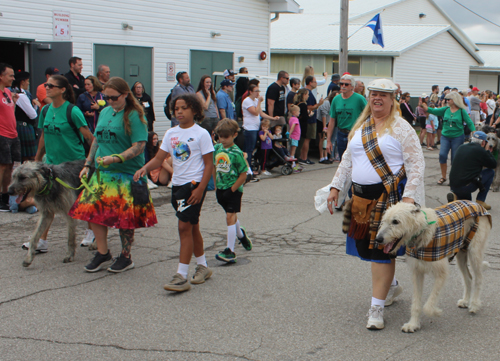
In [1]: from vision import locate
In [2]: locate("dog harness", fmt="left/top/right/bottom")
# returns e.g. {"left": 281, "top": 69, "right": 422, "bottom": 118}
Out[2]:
{"left": 406, "top": 200, "right": 491, "bottom": 261}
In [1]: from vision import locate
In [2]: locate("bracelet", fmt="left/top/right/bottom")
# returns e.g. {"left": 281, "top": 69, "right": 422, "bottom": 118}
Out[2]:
{"left": 110, "top": 154, "right": 125, "bottom": 163}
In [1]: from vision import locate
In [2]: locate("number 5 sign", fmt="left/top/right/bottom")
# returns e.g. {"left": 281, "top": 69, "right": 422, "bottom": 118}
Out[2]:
{"left": 53, "top": 11, "right": 71, "bottom": 40}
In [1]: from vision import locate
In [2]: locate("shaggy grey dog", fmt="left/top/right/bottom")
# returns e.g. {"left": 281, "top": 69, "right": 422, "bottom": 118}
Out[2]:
{"left": 8, "top": 160, "right": 94, "bottom": 267}
{"left": 375, "top": 202, "right": 491, "bottom": 333}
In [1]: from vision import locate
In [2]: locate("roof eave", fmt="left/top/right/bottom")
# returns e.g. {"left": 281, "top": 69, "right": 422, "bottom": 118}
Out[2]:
{"left": 271, "top": 49, "right": 401, "bottom": 56}
{"left": 470, "top": 66, "right": 500, "bottom": 72}
{"left": 268, "top": 0, "right": 301, "bottom": 13}
{"left": 447, "top": 28, "right": 484, "bottom": 65}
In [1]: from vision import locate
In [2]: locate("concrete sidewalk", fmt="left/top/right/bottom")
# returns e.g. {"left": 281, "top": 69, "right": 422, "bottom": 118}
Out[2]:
{"left": 1, "top": 150, "right": 499, "bottom": 361}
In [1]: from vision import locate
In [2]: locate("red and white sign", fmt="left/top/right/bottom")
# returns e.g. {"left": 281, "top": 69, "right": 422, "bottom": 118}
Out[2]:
{"left": 167, "top": 62, "right": 175, "bottom": 82}
{"left": 53, "top": 11, "right": 71, "bottom": 40}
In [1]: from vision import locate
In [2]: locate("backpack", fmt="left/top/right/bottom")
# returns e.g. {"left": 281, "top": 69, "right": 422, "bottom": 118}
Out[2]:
{"left": 42, "top": 104, "right": 90, "bottom": 155}
{"left": 164, "top": 92, "right": 173, "bottom": 120}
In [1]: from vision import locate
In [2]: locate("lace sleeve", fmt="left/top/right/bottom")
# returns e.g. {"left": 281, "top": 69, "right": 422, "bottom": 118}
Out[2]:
{"left": 393, "top": 117, "right": 426, "bottom": 206}
{"left": 329, "top": 144, "right": 352, "bottom": 192}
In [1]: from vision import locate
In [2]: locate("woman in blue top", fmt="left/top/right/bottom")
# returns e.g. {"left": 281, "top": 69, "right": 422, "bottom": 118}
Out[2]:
{"left": 76, "top": 76, "right": 105, "bottom": 133}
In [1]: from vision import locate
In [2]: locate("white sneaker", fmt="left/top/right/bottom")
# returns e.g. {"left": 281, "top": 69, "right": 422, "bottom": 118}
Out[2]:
{"left": 80, "top": 229, "right": 95, "bottom": 247}
{"left": 366, "top": 305, "right": 384, "bottom": 330}
{"left": 167, "top": 181, "right": 173, "bottom": 189}
{"left": 385, "top": 281, "right": 403, "bottom": 307}
{"left": 22, "top": 239, "right": 48, "bottom": 253}
{"left": 262, "top": 170, "right": 272, "bottom": 176}
{"left": 147, "top": 178, "right": 158, "bottom": 190}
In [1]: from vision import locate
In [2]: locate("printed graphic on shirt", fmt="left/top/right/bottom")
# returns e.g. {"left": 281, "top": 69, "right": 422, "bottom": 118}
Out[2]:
{"left": 215, "top": 152, "right": 231, "bottom": 173}
{"left": 171, "top": 137, "right": 191, "bottom": 162}
{"left": 44, "top": 124, "right": 62, "bottom": 135}
{"left": 335, "top": 108, "right": 353, "bottom": 124}
{"left": 95, "top": 129, "right": 118, "bottom": 143}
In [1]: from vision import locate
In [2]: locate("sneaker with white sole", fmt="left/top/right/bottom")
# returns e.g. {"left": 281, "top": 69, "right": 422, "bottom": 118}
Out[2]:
{"left": 385, "top": 281, "right": 403, "bottom": 307}
{"left": 80, "top": 229, "right": 95, "bottom": 247}
{"left": 191, "top": 264, "right": 213, "bottom": 284}
{"left": 147, "top": 178, "right": 158, "bottom": 190}
{"left": 107, "top": 254, "right": 135, "bottom": 273}
{"left": 262, "top": 170, "right": 272, "bottom": 176}
{"left": 22, "top": 239, "right": 48, "bottom": 253}
{"left": 366, "top": 305, "right": 384, "bottom": 330}
{"left": 84, "top": 251, "right": 112, "bottom": 272}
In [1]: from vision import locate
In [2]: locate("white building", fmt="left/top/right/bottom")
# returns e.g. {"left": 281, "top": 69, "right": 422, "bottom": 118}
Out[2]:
{"left": 270, "top": 0, "right": 499, "bottom": 97}
{"left": 0, "top": 0, "right": 300, "bottom": 133}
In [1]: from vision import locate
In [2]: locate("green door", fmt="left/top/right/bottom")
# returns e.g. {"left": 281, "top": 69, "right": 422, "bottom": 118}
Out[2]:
{"left": 190, "top": 50, "right": 233, "bottom": 90}
{"left": 94, "top": 45, "right": 152, "bottom": 95}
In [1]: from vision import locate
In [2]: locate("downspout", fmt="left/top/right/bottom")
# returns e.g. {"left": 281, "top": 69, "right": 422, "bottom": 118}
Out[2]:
{"left": 271, "top": 12, "right": 280, "bottom": 22}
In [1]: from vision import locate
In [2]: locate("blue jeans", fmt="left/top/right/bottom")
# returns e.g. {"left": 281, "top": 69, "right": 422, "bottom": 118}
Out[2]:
{"left": 439, "top": 134, "right": 464, "bottom": 164}
{"left": 244, "top": 130, "right": 259, "bottom": 169}
{"left": 451, "top": 168, "right": 494, "bottom": 202}
{"left": 330, "top": 127, "right": 339, "bottom": 159}
{"left": 337, "top": 131, "right": 349, "bottom": 161}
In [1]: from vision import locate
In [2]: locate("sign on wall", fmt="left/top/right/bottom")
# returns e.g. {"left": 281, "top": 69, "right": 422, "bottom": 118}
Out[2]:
{"left": 167, "top": 62, "right": 175, "bottom": 81}
{"left": 53, "top": 11, "right": 71, "bottom": 40}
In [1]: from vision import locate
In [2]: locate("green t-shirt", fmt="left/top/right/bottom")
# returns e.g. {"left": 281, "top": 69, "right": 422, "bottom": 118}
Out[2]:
{"left": 427, "top": 106, "right": 475, "bottom": 138}
{"left": 213, "top": 143, "right": 248, "bottom": 192}
{"left": 39, "top": 102, "right": 87, "bottom": 165}
{"left": 329, "top": 92, "right": 367, "bottom": 130}
{"left": 94, "top": 107, "right": 148, "bottom": 175}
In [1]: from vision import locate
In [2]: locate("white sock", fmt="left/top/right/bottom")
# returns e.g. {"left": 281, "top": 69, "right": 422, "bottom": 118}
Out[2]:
{"left": 247, "top": 168, "right": 252, "bottom": 175}
{"left": 391, "top": 277, "right": 397, "bottom": 286}
{"left": 196, "top": 254, "right": 207, "bottom": 267}
{"left": 39, "top": 238, "right": 48, "bottom": 245}
{"left": 292, "top": 161, "right": 296, "bottom": 167}
{"left": 235, "top": 220, "right": 244, "bottom": 238}
{"left": 371, "top": 297, "right": 385, "bottom": 308}
{"left": 177, "top": 263, "right": 189, "bottom": 279}
{"left": 227, "top": 226, "right": 236, "bottom": 251}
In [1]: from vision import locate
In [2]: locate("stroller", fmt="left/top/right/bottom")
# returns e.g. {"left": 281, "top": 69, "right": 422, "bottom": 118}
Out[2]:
{"left": 251, "top": 134, "right": 294, "bottom": 176}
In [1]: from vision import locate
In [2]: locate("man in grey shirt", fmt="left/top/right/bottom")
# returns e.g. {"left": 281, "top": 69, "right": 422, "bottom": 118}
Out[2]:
{"left": 170, "top": 71, "right": 195, "bottom": 126}
{"left": 468, "top": 86, "right": 481, "bottom": 124}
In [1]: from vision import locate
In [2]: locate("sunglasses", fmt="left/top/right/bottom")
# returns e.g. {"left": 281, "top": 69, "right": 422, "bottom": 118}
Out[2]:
{"left": 2, "top": 92, "right": 11, "bottom": 103}
{"left": 282, "top": 77, "right": 289, "bottom": 80}
{"left": 339, "top": 82, "right": 351, "bottom": 87}
{"left": 103, "top": 95, "right": 122, "bottom": 101}
{"left": 44, "top": 83, "right": 63, "bottom": 89}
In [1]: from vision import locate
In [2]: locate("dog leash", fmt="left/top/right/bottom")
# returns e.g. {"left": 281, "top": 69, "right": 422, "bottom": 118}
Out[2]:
{"left": 407, "top": 210, "right": 437, "bottom": 249}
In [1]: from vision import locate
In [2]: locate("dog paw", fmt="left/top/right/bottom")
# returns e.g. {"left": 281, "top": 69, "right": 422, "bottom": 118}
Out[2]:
{"left": 457, "top": 299, "right": 469, "bottom": 308}
{"left": 402, "top": 322, "right": 420, "bottom": 333}
{"left": 63, "top": 256, "right": 74, "bottom": 263}
{"left": 423, "top": 305, "right": 442, "bottom": 317}
{"left": 469, "top": 302, "right": 481, "bottom": 314}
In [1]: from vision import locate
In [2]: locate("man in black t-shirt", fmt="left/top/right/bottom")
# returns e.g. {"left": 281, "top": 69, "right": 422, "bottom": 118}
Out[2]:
{"left": 64, "top": 56, "right": 85, "bottom": 101}
{"left": 287, "top": 78, "right": 300, "bottom": 114}
{"left": 265, "top": 70, "right": 288, "bottom": 128}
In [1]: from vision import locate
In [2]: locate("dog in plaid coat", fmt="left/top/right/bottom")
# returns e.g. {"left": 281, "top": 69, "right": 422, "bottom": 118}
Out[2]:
{"left": 375, "top": 200, "right": 491, "bottom": 333}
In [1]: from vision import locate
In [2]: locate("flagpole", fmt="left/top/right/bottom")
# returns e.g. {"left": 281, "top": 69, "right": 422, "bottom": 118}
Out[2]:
{"left": 339, "top": 0, "right": 349, "bottom": 75}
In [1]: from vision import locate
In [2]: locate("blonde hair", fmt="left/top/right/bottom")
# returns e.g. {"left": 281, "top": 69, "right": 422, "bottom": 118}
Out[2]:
{"left": 289, "top": 104, "right": 300, "bottom": 114}
{"left": 294, "top": 88, "right": 309, "bottom": 104}
{"left": 348, "top": 92, "right": 398, "bottom": 141}
{"left": 261, "top": 119, "right": 270, "bottom": 128}
{"left": 445, "top": 91, "right": 467, "bottom": 110}
{"left": 301, "top": 65, "right": 314, "bottom": 87}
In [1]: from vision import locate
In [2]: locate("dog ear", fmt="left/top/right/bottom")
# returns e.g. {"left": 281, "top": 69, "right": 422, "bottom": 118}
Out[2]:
{"left": 411, "top": 203, "right": 421, "bottom": 215}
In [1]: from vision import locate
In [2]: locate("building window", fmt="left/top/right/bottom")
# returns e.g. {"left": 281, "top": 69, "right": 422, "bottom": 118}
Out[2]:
{"left": 271, "top": 54, "right": 295, "bottom": 74}
{"left": 361, "top": 56, "right": 392, "bottom": 77}
{"left": 332, "top": 55, "right": 361, "bottom": 76}
{"left": 271, "top": 54, "right": 327, "bottom": 74}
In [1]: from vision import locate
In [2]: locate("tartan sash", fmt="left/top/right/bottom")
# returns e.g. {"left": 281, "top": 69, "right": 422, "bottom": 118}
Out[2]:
{"left": 361, "top": 117, "right": 406, "bottom": 248}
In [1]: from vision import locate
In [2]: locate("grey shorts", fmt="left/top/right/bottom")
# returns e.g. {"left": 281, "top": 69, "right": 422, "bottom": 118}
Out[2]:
{"left": 0, "top": 135, "right": 21, "bottom": 164}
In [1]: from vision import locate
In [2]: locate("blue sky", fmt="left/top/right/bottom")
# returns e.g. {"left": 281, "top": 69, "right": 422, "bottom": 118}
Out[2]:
{"left": 434, "top": 0, "right": 500, "bottom": 44}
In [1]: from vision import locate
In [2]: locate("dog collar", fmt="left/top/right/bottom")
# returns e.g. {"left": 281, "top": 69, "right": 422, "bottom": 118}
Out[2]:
{"left": 407, "top": 210, "right": 436, "bottom": 248}
{"left": 38, "top": 168, "right": 54, "bottom": 195}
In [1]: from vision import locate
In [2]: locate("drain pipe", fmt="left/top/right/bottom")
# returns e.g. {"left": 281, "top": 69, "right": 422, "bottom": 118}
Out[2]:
{"left": 271, "top": 12, "right": 280, "bottom": 22}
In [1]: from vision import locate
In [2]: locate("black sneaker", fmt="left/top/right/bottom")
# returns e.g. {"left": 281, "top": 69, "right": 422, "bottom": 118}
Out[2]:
{"left": 85, "top": 251, "right": 112, "bottom": 272}
{"left": 238, "top": 226, "right": 253, "bottom": 250}
{"left": 216, "top": 248, "right": 237, "bottom": 263}
{"left": 305, "top": 158, "right": 315, "bottom": 165}
{"left": 298, "top": 158, "right": 308, "bottom": 165}
{"left": 0, "top": 202, "right": 10, "bottom": 212}
{"left": 108, "top": 254, "right": 135, "bottom": 273}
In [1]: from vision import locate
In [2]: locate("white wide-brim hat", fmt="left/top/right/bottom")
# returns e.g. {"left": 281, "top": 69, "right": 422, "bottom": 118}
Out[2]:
{"left": 366, "top": 78, "right": 398, "bottom": 93}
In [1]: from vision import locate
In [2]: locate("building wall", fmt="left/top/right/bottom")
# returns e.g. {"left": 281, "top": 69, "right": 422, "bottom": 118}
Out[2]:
{"left": 394, "top": 31, "right": 477, "bottom": 95}
{"left": 469, "top": 71, "right": 499, "bottom": 94}
{"left": 0, "top": 0, "right": 273, "bottom": 134}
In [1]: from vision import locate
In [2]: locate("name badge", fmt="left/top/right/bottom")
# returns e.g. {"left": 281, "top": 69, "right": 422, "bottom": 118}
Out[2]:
{"left": 143, "top": 102, "right": 150, "bottom": 108}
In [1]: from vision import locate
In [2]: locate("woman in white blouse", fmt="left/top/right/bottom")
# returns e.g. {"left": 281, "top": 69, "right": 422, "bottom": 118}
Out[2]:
{"left": 327, "top": 78, "right": 425, "bottom": 330}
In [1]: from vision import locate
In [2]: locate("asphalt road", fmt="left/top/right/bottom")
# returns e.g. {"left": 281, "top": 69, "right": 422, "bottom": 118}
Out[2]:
{"left": 1, "top": 148, "right": 499, "bottom": 361}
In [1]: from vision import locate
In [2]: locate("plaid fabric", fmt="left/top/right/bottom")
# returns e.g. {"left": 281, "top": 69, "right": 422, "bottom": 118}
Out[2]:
{"left": 361, "top": 117, "right": 406, "bottom": 248}
{"left": 16, "top": 122, "right": 37, "bottom": 158}
{"left": 406, "top": 200, "right": 491, "bottom": 261}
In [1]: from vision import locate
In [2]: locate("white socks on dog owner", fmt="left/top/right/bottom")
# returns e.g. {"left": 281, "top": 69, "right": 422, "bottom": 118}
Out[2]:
{"left": 196, "top": 254, "right": 207, "bottom": 267}
{"left": 371, "top": 297, "right": 385, "bottom": 308}
{"left": 227, "top": 226, "right": 236, "bottom": 252}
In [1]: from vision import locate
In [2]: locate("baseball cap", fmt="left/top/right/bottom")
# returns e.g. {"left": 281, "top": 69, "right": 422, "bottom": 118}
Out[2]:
{"left": 223, "top": 69, "right": 234, "bottom": 77}
{"left": 472, "top": 131, "right": 487, "bottom": 141}
{"left": 472, "top": 87, "right": 480, "bottom": 92}
{"left": 366, "top": 78, "right": 398, "bottom": 93}
{"left": 220, "top": 79, "right": 235, "bottom": 87}
{"left": 421, "top": 93, "right": 429, "bottom": 98}
{"left": 45, "top": 66, "right": 60, "bottom": 75}
{"left": 443, "top": 86, "right": 450, "bottom": 91}
{"left": 331, "top": 73, "right": 340, "bottom": 81}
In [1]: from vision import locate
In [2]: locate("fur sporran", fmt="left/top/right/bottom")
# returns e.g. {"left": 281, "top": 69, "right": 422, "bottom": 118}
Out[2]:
{"left": 342, "top": 198, "right": 353, "bottom": 234}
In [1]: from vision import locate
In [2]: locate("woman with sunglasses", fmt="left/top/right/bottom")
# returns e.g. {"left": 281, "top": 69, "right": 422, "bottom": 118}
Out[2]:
{"left": 69, "top": 77, "right": 157, "bottom": 273}
{"left": 23, "top": 75, "right": 93, "bottom": 253}
{"left": 420, "top": 91, "right": 475, "bottom": 185}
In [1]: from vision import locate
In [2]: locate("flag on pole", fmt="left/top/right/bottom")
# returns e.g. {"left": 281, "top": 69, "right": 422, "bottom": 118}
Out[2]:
{"left": 365, "top": 13, "right": 384, "bottom": 48}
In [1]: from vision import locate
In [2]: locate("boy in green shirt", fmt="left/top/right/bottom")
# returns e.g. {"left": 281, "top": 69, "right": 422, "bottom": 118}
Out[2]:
{"left": 213, "top": 119, "right": 252, "bottom": 263}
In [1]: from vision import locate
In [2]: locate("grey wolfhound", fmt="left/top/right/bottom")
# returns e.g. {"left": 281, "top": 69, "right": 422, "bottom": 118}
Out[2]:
{"left": 8, "top": 160, "right": 94, "bottom": 267}
{"left": 375, "top": 201, "right": 491, "bottom": 333}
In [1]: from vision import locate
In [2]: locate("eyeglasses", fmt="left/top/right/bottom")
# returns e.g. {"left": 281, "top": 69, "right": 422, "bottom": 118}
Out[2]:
{"left": 282, "top": 77, "right": 289, "bottom": 80}
{"left": 339, "top": 82, "right": 351, "bottom": 87}
{"left": 2, "top": 92, "right": 11, "bottom": 103}
{"left": 103, "top": 95, "right": 122, "bottom": 101}
{"left": 44, "top": 83, "right": 63, "bottom": 89}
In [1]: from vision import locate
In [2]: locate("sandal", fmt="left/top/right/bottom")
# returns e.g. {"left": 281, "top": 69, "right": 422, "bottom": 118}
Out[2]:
{"left": 427, "top": 147, "right": 434, "bottom": 151}
{"left": 437, "top": 177, "right": 446, "bottom": 185}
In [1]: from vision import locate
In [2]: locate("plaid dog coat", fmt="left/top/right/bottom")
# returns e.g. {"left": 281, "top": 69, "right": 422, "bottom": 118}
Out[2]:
{"left": 406, "top": 200, "right": 491, "bottom": 261}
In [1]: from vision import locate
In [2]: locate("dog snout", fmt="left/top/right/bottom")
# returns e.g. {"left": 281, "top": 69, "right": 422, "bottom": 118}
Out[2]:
{"left": 7, "top": 186, "right": 15, "bottom": 196}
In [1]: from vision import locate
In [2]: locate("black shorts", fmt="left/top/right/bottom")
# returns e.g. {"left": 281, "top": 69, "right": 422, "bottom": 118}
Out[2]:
{"left": 0, "top": 135, "right": 21, "bottom": 164}
{"left": 417, "top": 116, "right": 426, "bottom": 129}
{"left": 216, "top": 188, "right": 242, "bottom": 213}
{"left": 171, "top": 182, "right": 207, "bottom": 225}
